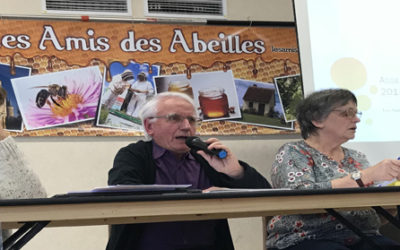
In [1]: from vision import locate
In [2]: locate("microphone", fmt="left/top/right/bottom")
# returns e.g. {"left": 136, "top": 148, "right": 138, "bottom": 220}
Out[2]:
{"left": 185, "top": 136, "right": 227, "bottom": 159}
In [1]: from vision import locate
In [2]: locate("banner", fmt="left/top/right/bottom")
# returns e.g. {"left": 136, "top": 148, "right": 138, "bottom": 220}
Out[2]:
{"left": 0, "top": 19, "right": 301, "bottom": 136}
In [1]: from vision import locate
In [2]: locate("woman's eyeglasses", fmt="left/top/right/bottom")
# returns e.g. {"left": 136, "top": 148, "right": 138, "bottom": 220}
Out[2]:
{"left": 150, "top": 113, "right": 202, "bottom": 126}
{"left": 332, "top": 108, "right": 362, "bottom": 118}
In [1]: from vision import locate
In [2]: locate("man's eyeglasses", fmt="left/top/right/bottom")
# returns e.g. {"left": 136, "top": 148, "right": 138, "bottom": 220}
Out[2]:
{"left": 332, "top": 108, "right": 362, "bottom": 118}
{"left": 150, "top": 113, "right": 201, "bottom": 126}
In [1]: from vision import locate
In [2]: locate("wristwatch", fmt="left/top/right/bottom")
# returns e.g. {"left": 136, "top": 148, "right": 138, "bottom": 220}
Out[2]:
{"left": 351, "top": 171, "right": 365, "bottom": 187}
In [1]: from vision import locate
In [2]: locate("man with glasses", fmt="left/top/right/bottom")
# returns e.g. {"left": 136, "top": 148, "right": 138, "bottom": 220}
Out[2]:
{"left": 106, "top": 91, "right": 270, "bottom": 250}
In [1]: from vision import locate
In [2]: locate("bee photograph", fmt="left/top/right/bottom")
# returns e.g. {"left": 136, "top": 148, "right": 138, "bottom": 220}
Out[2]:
{"left": 11, "top": 66, "right": 103, "bottom": 130}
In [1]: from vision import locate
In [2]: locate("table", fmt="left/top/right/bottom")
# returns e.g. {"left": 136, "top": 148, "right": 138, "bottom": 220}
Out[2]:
{"left": 1, "top": 186, "right": 399, "bottom": 249}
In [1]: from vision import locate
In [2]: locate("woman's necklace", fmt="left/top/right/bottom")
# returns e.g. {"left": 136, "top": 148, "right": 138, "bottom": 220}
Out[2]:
{"left": 304, "top": 140, "right": 344, "bottom": 163}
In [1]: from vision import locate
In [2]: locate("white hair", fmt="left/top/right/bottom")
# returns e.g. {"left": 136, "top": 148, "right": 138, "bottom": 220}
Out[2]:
{"left": 139, "top": 92, "right": 197, "bottom": 141}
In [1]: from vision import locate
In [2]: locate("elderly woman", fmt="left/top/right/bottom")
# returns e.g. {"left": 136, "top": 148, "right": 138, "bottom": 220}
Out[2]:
{"left": 0, "top": 86, "right": 46, "bottom": 242}
{"left": 267, "top": 89, "right": 400, "bottom": 250}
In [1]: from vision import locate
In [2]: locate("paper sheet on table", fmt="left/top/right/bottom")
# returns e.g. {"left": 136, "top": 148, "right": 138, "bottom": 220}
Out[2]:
{"left": 204, "top": 188, "right": 290, "bottom": 193}
{"left": 375, "top": 179, "right": 398, "bottom": 187}
{"left": 67, "top": 184, "right": 193, "bottom": 195}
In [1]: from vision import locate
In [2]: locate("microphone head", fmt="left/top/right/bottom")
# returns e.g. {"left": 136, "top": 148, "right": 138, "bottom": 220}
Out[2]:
{"left": 185, "top": 136, "right": 200, "bottom": 147}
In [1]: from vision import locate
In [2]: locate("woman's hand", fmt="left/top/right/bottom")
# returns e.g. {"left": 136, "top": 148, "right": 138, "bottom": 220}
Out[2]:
{"left": 196, "top": 138, "right": 244, "bottom": 179}
{"left": 362, "top": 159, "right": 400, "bottom": 183}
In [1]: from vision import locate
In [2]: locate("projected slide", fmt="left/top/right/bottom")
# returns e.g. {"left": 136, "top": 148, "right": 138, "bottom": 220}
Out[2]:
{"left": 296, "top": 0, "right": 400, "bottom": 142}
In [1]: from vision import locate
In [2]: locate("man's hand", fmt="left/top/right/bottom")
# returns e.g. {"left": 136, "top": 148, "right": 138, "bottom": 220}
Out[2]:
{"left": 196, "top": 138, "right": 244, "bottom": 179}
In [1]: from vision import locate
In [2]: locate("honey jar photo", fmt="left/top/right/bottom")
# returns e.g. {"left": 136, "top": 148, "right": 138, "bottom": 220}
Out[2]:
{"left": 198, "top": 87, "right": 229, "bottom": 119}
{"left": 168, "top": 80, "right": 194, "bottom": 98}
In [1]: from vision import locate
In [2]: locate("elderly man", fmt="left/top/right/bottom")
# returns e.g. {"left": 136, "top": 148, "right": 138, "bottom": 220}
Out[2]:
{"left": 106, "top": 92, "right": 270, "bottom": 250}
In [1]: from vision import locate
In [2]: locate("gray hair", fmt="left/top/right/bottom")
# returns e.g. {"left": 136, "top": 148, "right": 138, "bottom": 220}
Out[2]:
{"left": 139, "top": 92, "right": 197, "bottom": 141}
{"left": 296, "top": 88, "right": 357, "bottom": 139}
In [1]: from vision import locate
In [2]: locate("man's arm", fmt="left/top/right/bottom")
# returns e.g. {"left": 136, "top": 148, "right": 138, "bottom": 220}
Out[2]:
{"left": 108, "top": 141, "right": 155, "bottom": 185}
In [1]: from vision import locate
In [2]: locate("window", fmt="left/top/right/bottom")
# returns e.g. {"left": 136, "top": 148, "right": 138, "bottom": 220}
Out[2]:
{"left": 44, "top": 0, "right": 131, "bottom": 16}
{"left": 145, "top": 0, "right": 226, "bottom": 19}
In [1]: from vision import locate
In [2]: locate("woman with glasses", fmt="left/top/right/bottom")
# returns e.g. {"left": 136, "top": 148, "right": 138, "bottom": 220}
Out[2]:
{"left": 266, "top": 88, "right": 400, "bottom": 250}
{"left": 107, "top": 91, "right": 270, "bottom": 250}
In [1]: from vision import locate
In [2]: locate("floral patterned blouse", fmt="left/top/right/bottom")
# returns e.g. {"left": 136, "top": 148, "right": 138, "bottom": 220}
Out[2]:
{"left": 266, "top": 140, "right": 381, "bottom": 249}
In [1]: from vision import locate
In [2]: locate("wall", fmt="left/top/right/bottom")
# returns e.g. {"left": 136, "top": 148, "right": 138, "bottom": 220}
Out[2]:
{"left": 2, "top": 0, "right": 296, "bottom": 249}
{"left": 0, "top": 0, "right": 294, "bottom": 22}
